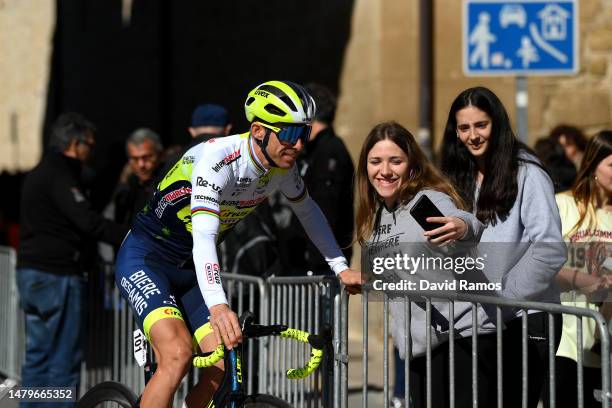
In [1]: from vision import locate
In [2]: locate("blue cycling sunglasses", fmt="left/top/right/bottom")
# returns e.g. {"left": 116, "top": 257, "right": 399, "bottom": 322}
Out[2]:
{"left": 259, "top": 122, "right": 312, "bottom": 146}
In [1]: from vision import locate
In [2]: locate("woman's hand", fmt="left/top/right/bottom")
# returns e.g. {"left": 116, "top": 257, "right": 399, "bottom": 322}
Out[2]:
{"left": 423, "top": 216, "right": 467, "bottom": 246}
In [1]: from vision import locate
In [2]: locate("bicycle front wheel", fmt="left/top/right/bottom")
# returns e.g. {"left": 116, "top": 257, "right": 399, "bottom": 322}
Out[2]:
{"left": 242, "top": 394, "right": 292, "bottom": 407}
{"left": 77, "top": 381, "right": 139, "bottom": 408}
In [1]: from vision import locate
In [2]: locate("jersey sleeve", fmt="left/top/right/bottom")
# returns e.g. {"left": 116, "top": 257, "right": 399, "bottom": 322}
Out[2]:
{"left": 278, "top": 165, "right": 349, "bottom": 274}
{"left": 190, "top": 153, "right": 229, "bottom": 309}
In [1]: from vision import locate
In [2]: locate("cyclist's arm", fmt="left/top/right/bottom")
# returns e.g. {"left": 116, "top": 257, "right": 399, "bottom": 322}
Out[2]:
{"left": 190, "top": 160, "right": 242, "bottom": 347}
{"left": 279, "top": 166, "right": 349, "bottom": 275}
{"left": 190, "top": 161, "right": 228, "bottom": 309}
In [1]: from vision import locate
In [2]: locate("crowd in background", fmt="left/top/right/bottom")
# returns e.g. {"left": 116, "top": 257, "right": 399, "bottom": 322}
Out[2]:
{"left": 6, "top": 82, "right": 612, "bottom": 408}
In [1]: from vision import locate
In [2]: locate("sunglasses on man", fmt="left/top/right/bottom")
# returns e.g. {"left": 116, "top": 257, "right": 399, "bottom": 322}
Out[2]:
{"left": 258, "top": 122, "right": 312, "bottom": 146}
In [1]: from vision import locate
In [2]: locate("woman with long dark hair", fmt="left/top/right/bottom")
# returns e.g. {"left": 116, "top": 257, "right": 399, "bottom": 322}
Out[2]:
{"left": 439, "top": 86, "right": 567, "bottom": 407}
{"left": 356, "top": 121, "right": 487, "bottom": 407}
{"left": 554, "top": 130, "right": 612, "bottom": 408}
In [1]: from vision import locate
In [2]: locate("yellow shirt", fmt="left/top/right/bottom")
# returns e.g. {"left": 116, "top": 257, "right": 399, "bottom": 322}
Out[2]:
{"left": 555, "top": 193, "right": 612, "bottom": 367}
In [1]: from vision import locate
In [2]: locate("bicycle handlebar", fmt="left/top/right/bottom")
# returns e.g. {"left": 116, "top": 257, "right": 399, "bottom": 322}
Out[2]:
{"left": 192, "top": 345, "right": 225, "bottom": 369}
{"left": 278, "top": 328, "right": 324, "bottom": 380}
{"left": 191, "top": 325, "right": 324, "bottom": 380}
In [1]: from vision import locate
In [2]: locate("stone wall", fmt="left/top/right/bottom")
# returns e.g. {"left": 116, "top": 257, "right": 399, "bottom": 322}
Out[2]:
{"left": 0, "top": 0, "right": 53, "bottom": 171}
{"left": 2, "top": 0, "right": 609, "bottom": 170}
{"left": 337, "top": 0, "right": 612, "bottom": 159}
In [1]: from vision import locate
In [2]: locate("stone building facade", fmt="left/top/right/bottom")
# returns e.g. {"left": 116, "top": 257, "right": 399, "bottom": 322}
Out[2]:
{"left": 1, "top": 0, "right": 610, "bottom": 171}
{"left": 0, "top": 0, "right": 53, "bottom": 171}
{"left": 337, "top": 0, "right": 612, "bottom": 159}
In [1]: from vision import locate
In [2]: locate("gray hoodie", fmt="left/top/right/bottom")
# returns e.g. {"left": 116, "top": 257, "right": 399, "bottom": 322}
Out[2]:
{"left": 475, "top": 154, "right": 566, "bottom": 322}
{"left": 363, "top": 189, "right": 487, "bottom": 358}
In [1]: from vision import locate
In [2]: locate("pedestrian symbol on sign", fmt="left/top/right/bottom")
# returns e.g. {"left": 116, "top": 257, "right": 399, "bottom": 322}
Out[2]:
{"left": 469, "top": 12, "right": 497, "bottom": 69}
{"left": 517, "top": 36, "right": 539, "bottom": 68}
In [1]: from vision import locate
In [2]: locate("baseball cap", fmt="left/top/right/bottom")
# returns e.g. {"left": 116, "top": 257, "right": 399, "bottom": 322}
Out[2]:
{"left": 191, "top": 104, "right": 229, "bottom": 127}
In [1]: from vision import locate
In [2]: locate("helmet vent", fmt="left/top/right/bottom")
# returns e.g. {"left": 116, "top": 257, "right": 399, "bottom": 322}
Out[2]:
{"left": 264, "top": 104, "right": 285, "bottom": 117}
{"left": 259, "top": 85, "right": 297, "bottom": 112}
{"left": 245, "top": 97, "right": 255, "bottom": 106}
{"left": 279, "top": 96, "right": 297, "bottom": 112}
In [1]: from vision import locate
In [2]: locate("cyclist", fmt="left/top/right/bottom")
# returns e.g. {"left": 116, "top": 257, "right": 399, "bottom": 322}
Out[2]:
{"left": 115, "top": 80, "right": 362, "bottom": 408}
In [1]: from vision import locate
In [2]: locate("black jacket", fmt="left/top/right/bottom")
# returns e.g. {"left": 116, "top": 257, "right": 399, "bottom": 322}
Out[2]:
{"left": 113, "top": 169, "right": 161, "bottom": 227}
{"left": 17, "top": 153, "right": 129, "bottom": 275}
{"left": 275, "top": 126, "right": 355, "bottom": 273}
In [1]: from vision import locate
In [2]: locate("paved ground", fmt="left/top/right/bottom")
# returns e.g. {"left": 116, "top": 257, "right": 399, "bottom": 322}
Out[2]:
{"left": 349, "top": 389, "right": 388, "bottom": 407}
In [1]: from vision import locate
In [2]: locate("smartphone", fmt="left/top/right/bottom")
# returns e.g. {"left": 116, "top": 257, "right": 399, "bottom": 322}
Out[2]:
{"left": 409, "top": 194, "right": 445, "bottom": 232}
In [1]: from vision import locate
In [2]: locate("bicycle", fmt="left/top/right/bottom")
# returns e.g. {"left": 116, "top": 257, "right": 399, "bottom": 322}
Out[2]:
{"left": 77, "top": 311, "right": 326, "bottom": 407}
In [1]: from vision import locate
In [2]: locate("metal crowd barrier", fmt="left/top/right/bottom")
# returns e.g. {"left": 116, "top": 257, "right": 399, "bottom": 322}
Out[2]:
{"left": 79, "top": 262, "right": 144, "bottom": 397}
{"left": 265, "top": 275, "right": 348, "bottom": 408}
{"left": 0, "top": 246, "right": 23, "bottom": 382}
{"left": 359, "top": 285, "right": 611, "bottom": 408}
{"left": 0, "top": 252, "right": 347, "bottom": 407}
{"left": 79, "top": 267, "right": 269, "bottom": 405}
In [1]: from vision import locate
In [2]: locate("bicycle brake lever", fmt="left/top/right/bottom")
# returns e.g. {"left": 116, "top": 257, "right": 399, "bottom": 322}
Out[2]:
{"left": 239, "top": 311, "right": 255, "bottom": 332}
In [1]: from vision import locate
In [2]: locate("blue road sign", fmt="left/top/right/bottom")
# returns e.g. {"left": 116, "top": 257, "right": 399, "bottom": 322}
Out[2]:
{"left": 463, "top": 0, "right": 578, "bottom": 75}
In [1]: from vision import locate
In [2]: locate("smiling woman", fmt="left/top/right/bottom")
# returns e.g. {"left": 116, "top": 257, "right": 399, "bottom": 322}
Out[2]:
{"left": 366, "top": 138, "right": 409, "bottom": 209}
{"left": 356, "top": 121, "right": 471, "bottom": 246}
{"left": 356, "top": 121, "right": 487, "bottom": 408}
{"left": 439, "top": 86, "right": 567, "bottom": 408}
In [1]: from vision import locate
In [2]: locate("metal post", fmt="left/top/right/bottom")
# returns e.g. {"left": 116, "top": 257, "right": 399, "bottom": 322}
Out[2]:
{"left": 384, "top": 295, "right": 390, "bottom": 408}
{"left": 334, "top": 289, "right": 341, "bottom": 408}
{"left": 337, "top": 289, "right": 349, "bottom": 408}
{"left": 363, "top": 291, "right": 369, "bottom": 408}
{"left": 515, "top": 76, "right": 528, "bottom": 143}
{"left": 472, "top": 304, "right": 478, "bottom": 408}
{"left": 418, "top": 0, "right": 434, "bottom": 158}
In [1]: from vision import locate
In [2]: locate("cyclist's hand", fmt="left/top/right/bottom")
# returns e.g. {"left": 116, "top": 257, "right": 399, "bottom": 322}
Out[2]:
{"left": 338, "top": 269, "right": 363, "bottom": 294}
{"left": 424, "top": 216, "right": 467, "bottom": 245}
{"left": 209, "top": 304, "right": 242, "bottom": 350}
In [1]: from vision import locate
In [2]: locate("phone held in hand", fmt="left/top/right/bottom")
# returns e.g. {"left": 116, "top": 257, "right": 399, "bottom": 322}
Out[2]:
{"left": 409, "top": 194, "right": 445, "bottom": 233}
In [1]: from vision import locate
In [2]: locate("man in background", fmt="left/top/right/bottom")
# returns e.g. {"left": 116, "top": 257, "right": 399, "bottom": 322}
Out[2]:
{"left": 273, "top": 83, "right": 355, "bottom": 275}
{"left": 188, "top": 103, "right": 232, "bottom": 145}
{"left": 549, "top": 124, "right": 587, "bottom": 170}
{"left": 17, "top": 113, "right": 128, "bottom": 402}
{"left": 161, "top": 103, "right": 233, "bottom": 171}
{"left": 113, "top": 128, "right": 164, "bottom": 226}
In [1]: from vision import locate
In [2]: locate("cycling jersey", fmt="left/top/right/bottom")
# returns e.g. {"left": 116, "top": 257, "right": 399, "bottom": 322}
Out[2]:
{"left": 130, "top": 132, "right": 348, "bottom": 309}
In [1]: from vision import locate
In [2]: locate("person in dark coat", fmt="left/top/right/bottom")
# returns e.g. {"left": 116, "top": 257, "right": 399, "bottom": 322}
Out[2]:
{"left": 17, "top": 113, "right": 128, "bottom": 400}
{"left": 273, "top": 83, "right": 355, "bottom": 275}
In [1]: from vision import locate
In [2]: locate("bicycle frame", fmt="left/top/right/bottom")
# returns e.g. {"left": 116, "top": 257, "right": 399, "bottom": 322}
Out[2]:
{"left": 136, "top": 311, "right": 324, "bottom": 407}
{"left": 206, "top": 347, "right": 245, "bottom": 407}
{"left": 138, "top": 330, "right": 251, "bottom": 407}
